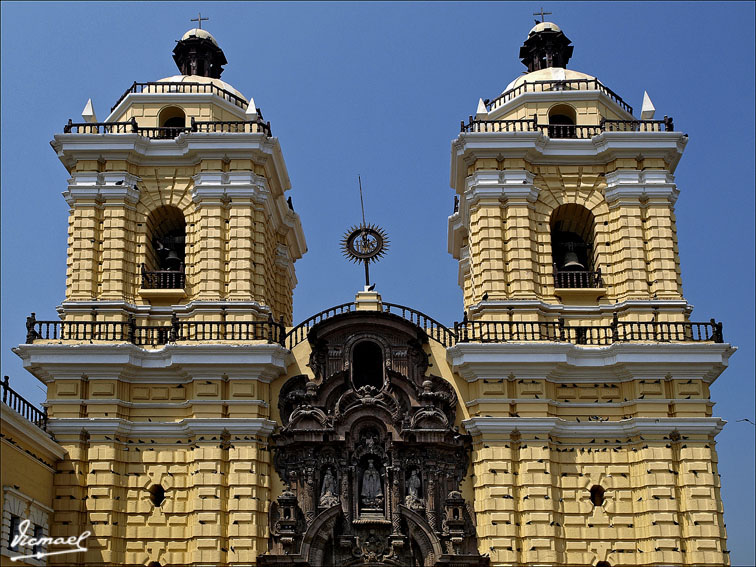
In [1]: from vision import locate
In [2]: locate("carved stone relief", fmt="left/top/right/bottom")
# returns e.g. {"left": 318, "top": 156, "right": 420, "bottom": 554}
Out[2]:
{"left": 260, "top": 312, "right": 487, "bottom": 567}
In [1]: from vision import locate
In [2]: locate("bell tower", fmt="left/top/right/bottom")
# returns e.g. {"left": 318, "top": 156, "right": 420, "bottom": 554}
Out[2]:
{"left": 55, "top": 26, "right": 305, "bottom": 328}
{"left": 448, "top": 21, "right": 733, "bottom": 567}
{"left": 16, "top": 25, "right": 306, "bottom": 567}
{"left": 450, "top": 20, "right": 684, "bottom": 320}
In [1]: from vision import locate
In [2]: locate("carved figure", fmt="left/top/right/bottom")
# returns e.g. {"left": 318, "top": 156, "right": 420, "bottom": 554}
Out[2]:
{"left": 361, "top": 459, "right": 383, "bottom": 507}
{"left": 319, "top": 468, "right": 339, "bottom": 507}
{"left": 405, "top": 469, "right": 424, "bottom": 509}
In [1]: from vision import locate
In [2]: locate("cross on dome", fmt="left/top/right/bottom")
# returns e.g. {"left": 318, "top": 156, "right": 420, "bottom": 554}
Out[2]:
{"left": 190, "top": 12, "right": 209, "bottom": 29}
{"left": 533, "top": 7, "right": 552, "bottom": 23}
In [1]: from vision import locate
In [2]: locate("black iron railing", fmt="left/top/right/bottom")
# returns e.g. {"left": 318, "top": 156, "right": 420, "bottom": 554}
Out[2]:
{"left": 63, "top": 119, "right": 136, "bottom": 134}
{"left": 454, "top": 316, "right": 723, "bottom": 345}
{"left": 484, "top": 78, "right": 633, "bottom": 114}
{"left": 285, "top": 303, "right": 356, "bottom": 349}
{"left": 2, "top": 376, "right": 47, "bottom": 431}
{"left": 25, "top": 313, "right": 285, "bottom": 347}
{"left": 554, "top": 268, "right": 604, "bottom": 289}
{"left": 111, "top": 81, "right": 249, "bottom": 112}
{"left": 24, "top": 310, "right": 724, "bottom": 349}
{"left": 382, "top": 303, "right": 457, "bottom": 347}
{"left": 141, "top": 264, "right": 186, "bottom": 289}
{"left": 64, "top": 118, "right": 272, "bottom": 139}
{"left": 461, "top": 117, "right": 675, "bottom": 138}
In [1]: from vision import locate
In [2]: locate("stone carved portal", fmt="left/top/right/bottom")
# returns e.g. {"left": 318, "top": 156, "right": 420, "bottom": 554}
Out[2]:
{"left": 260, "top": 312, "right": 488, "bottom": 567}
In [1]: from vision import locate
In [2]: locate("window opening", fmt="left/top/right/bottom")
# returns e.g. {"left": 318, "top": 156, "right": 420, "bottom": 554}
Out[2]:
{"left": 548, "top": 104, "right": 577, "bottom": 138}
{"left": 590, "top": 485, "right": 605, "bottom": 506}
{"left": 352, "top": 341, "right": 384, "bottom": 391}
{"left": 149, "top": 485, "right": 166, "bottom": 507}
{"left": 8, "top": 515, "right": 21, "bottom": 551}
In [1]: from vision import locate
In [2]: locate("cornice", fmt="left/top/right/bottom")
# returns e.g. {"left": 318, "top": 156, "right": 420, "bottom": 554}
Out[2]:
{"left": 450, "top": 131, "right": 688, "bottom": 193}
{"left": 63, "top": 172, "right": 141, "bottom": 205}
{"left": 447, "top": 341, "right": 735, "bottom": 383}
{"left": 14, "top": 343, "right": 292, "bottom": 384}
{"left": 462, "top": 416, "right": 726, "bottom": 437}
{"left": 45, "top": 417, "right": 277, "bottom": 437}
{"left": 604, "top": 169, "right": 680, "bottom": 207}
{"left": 0, "top": 402, "right": 67, "bottom": 461}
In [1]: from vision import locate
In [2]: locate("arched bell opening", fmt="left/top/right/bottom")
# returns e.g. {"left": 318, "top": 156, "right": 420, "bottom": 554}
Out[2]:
{"left": 157, "top": 105, "right": 187, "bottom": 138}
{"left": 550, "top": 204, "right": 602, "bottom": 289}
{"left": 142, "top": 205, "right": 186, "bottom": 289}
{"left": 548, "top": 103, "right": 577, "bottom": 139}
{"left": 351, "top": 339, "right": 385, "bottom": 391}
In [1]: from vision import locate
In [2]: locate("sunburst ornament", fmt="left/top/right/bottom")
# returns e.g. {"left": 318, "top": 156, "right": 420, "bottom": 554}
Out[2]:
{"left": 341, "top": 224, "right": 389, "bottom": 263}
{"left": 341, "top": 177, "right": 390, "bottom": 287}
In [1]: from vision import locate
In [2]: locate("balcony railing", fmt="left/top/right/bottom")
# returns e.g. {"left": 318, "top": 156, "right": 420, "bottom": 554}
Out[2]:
{"left": 64, "top": 118, "right": 272, "bottom": 138}
{"left": 141, "top": 264, "right": 186, "bottom": 289}
{"left": 454, "top": 316, "right": 724, "bottom": 345}
{"left": 554, "top": 267, "right": 604, "bottom": 289}
{"left": 111, "top": 81, "right": 249, "bottom": 112}
{"left": 23, "top": 310, "right": 724, "bottom": 349}
{"left": 484, "top": 78, "right": 633, "bottom": 114}
{"left": 2, "top": 376, "right": 47, "bottom": 431}
{"left": 25, "top": 313, "right": 286, "bottom": 347}
{"left": 461, "top": 117, "right": 674, "bottom": 137}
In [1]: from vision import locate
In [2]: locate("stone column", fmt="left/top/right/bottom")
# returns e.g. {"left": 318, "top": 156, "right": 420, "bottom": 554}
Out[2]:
{"left": 426, "top": 472, "right": 437, "bottom": 532}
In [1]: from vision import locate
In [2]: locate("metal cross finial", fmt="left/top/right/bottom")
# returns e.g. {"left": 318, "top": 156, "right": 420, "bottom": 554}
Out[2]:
{"left": 533, "top": 7, "right": 552, "bottom": 22}
{"left": 191, "top": 13, "right": 209, "bottom": 29}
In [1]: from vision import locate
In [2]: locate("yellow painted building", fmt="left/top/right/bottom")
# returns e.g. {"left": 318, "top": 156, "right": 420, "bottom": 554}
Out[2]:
{"left": 2, "top": 20, "right": 733, "bottom": 567}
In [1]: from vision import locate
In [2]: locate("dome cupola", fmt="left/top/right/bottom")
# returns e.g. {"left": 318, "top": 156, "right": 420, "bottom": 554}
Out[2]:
{"left": 172, "top": 26, "right": 228, "bottom": 78}
{"left": 519, "top": 21, "right": 574, "bottom": 72}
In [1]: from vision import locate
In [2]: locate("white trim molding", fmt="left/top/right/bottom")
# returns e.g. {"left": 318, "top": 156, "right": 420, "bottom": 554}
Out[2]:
{"left": 14, "top": 342, "right": 292, "bottom": 384}
{"left": 462, "top": 416, "right": 726, "bottom": 438}
{"left": 447, "top": 341, "right": 735, "bottom": 383}
{"left": 604, "top": 169, "right": 680, "bottom": 207}
{"left": 45, "top": 417, "right": 277, "bottom": 438}
{"left": 0, "top": 402, "right": 66, "bottom": 461}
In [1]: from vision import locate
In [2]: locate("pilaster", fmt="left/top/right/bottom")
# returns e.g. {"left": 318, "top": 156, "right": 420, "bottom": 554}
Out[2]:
{"left": 464, "top": 170, "right": 539, "bottom": 312}
{"left": 605, "top": 169, "right": 681, "bottom": 302}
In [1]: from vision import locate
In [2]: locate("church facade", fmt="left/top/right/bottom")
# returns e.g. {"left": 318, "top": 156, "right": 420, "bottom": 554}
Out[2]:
{"left": 1, "top": 20, "right": 733, "bottom": 567}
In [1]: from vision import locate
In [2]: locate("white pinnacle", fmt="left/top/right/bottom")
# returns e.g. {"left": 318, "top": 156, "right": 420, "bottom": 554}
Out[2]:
{"left": 475, "top": 98, "right": 488, "bottom": 118}
{"left": 245, "top": 97, "right": 258, "bottom": 120}
{"left": 641, "top": 91, "right": 655, "bottom": 120}
{"left": 81, "top": 99, "right": 97, "bottom": 123}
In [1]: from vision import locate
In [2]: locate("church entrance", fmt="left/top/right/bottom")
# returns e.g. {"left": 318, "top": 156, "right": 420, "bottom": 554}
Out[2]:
{"left": 259, "top": 311, "right": 488, "bottom": 567}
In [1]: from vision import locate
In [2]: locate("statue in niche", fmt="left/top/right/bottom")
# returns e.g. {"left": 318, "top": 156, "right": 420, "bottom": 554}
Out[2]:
{"left": 361, "top": 459, "right": 384, "bottom": 509}
{"left": 405, "top": 469, "right": 424, "bottom": 509}
{"left": 364, "top": 434, "right": 377, "bottom": 453}
{"left": 319, "top": 468, "right": 339, "bottom": 507}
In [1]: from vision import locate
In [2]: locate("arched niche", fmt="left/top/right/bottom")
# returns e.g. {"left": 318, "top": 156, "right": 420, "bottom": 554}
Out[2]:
{"left": 548, "top": 103, "right": 577, "bottom": 138}
{"left": 550, "top": 203, "right": 600, "bottom": 288}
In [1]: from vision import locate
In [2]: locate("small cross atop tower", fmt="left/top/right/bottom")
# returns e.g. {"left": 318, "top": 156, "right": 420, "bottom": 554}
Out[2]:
{"left": 533, "top": 7, "right": 552, "bottom": 23}
{"left": 191, "top": 12, "right": 209, "bottom": 29}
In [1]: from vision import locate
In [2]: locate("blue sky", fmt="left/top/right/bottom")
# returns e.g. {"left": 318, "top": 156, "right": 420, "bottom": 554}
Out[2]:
{"left": 1, "top": 2, "right": 754, "bottom": 563}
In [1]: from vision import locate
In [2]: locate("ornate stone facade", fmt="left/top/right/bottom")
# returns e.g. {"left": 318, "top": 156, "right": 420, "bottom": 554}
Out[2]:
{"left": 262, "top": 312, "right": 487, "bottom": 566}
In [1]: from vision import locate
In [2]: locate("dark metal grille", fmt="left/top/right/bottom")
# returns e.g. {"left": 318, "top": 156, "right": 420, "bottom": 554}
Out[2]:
{"left": 554, "top": 269, "right": 604, "bottom": 288}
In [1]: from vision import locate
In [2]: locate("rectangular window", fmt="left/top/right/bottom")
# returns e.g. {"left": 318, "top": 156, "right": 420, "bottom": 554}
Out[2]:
{"left": 33, "top": 525, "right": 44, "bottom": 555}
{"left": 8, "top": 515, "right": 21, "bottom": 551}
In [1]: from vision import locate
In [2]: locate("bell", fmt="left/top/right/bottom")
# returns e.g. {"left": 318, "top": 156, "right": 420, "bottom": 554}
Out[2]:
{"left": 561, "top": 251, "right": 585, "bottom": 271}
{"left": 164, "top": 249, "right": 182, "bottom": 271}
